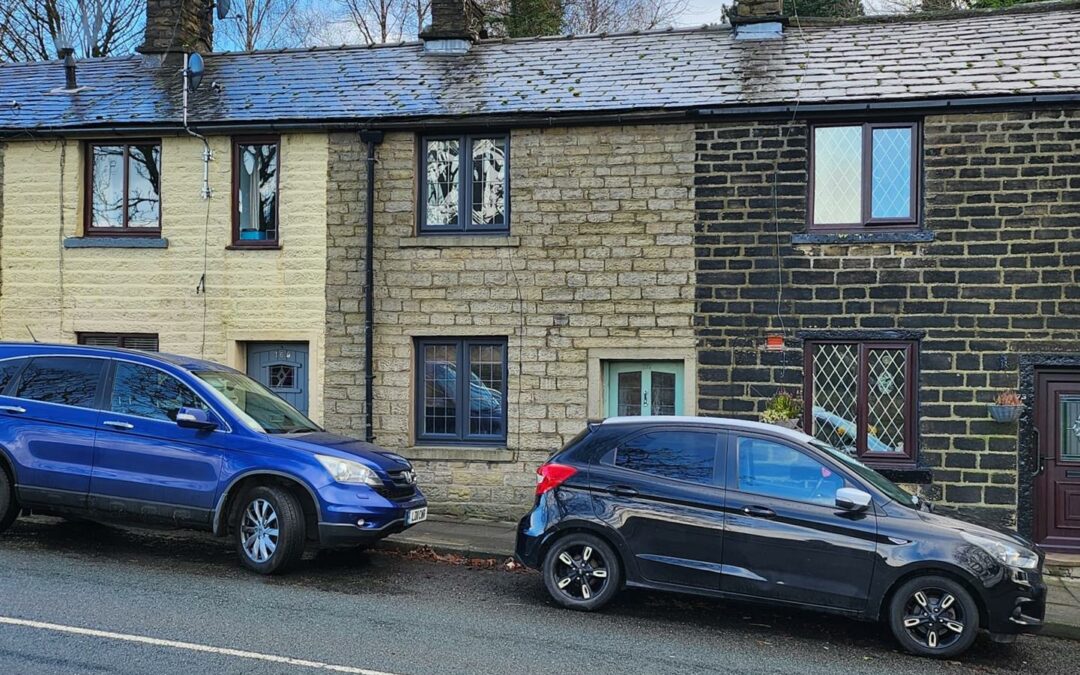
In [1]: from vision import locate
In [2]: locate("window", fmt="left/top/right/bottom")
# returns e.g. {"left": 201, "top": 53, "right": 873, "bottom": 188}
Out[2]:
{"left": 416, "top": 338, "right": 507, "bottom": 444}
{"left": 14, "top": 357, "right": 104, "bottom": 408}
{"left": 614, "top": 430, "right": 718, "bottom": 484}
{"left": 804, "top": 340, "right": 917, "bottom": 464}
{"left": 232, "top": 137, "right": 280, "bottom": 246}
{"left": 420, "top": 134, "right": 508, "bottom": 234}
{"left": 809, "top": 122, "right": 918, "bottom": 230}
{"left": 78, "top": 333, "right": 159, "bottom": 351}
{"left": 85, "top": 141, "right": 162, "bottom": 235}
{"left": 605, "top": 361, "right": 684, "bottom": 417}
{"left": 736, "top": 437, "right": 850, "bottom": 506}
{"left": 0, "top": 359, "right": 28, "bottom": 394}
{"left": 110, "top": 362, "right": 209, "bottom": 421}
{"left": 196, "top": 370, "right": 319, "bottom": 434}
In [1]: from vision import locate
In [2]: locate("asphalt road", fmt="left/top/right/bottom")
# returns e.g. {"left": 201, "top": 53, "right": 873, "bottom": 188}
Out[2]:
{"left": 0, "top": 517, "right": 1077, "bottom": 675}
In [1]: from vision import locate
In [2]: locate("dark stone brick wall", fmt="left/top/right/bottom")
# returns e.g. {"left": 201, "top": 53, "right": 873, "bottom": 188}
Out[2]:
{"left": 694, "top": 109, "right": 1080, "bottom": 527}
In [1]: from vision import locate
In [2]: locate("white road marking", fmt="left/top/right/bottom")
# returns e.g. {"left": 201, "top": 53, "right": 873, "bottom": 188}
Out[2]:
{"left": 0, "top": 616, "right": 399, "bottom": 675}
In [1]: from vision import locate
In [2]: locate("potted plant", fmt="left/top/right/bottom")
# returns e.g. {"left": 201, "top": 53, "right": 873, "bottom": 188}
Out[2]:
{"left": 989, "top": 390, "right": 1024, "bottom": 423}
{"left": 761, "top": 391, "right": 802, "bottom": 430}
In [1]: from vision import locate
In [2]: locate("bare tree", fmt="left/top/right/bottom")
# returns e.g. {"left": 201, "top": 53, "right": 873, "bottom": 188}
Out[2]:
{"left": 333, "top": 0, "right": 431, "bottom": 44}
{"left": 216, "top": 0, "right": 331, "bottom": 51}
{"left": 562, "top": 0, "right": 690, "bottom": 34}
{"left": 0, "top": 0, "right": 143, "bottom": 62}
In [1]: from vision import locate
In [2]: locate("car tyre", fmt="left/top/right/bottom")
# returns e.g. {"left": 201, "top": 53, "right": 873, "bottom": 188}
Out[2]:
{"left": 888, "top": 575, "right": 980, "bottom": 658}
{"left": 234, "top": 485, "right": 305, "bottom": 575}
{"left": 542, "top": 532, "right": 621, "bottom": 611}
{"left": 0, "top": 465, "right": 16, "bottom": 534}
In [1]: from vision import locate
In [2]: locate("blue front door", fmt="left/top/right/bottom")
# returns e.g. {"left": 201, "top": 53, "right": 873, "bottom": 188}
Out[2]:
{"left": 246, "top": 342, "right": 309, "bottom": 415}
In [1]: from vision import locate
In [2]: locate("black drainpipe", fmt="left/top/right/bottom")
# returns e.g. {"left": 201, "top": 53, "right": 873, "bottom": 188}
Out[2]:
{"left": 359, "top": 130, "right": 384, "bottom": 443}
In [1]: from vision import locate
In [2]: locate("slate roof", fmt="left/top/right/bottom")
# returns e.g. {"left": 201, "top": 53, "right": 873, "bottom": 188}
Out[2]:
{"left": 1, "top": 3, "right": 1079, "bottom": 133}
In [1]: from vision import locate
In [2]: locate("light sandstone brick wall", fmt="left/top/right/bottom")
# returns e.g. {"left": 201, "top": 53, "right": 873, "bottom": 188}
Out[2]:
{"left": 0, "top": 134, "right": 329, "bottom": 422}
{"left": 325, "top": 125, "right": 697, "bottom": 519}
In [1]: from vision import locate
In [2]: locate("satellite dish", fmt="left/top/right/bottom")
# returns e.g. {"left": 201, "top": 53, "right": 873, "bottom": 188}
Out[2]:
{"left": 187, "top": 52, "right": 205, "bottom": 92}
{"left": 217, "top": 0, "right": 232, "bottom": 21}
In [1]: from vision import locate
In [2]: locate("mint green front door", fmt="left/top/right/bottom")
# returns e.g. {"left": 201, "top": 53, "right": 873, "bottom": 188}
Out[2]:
{"left": 605, "top": 361, "right": 684, "bottom": 417}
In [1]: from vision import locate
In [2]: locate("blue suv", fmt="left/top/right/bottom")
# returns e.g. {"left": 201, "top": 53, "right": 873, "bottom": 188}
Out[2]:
{"left": 0, "top": 343, "right": 428, "bottom": 574}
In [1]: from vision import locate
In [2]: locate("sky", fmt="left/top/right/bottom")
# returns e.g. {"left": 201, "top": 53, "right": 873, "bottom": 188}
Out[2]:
{"left": 679, "top": 1, "right": 730, "bottom": 26}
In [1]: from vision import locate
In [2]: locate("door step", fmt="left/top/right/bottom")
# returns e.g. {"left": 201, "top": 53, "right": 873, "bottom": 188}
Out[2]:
{"left": 1045, "top": 553, "right": 1080, "bottom": 578}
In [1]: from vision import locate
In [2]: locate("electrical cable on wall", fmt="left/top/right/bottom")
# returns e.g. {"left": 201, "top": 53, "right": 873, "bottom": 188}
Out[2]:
{"left": 770, "top": 2, "right": 809, "bottom": 385}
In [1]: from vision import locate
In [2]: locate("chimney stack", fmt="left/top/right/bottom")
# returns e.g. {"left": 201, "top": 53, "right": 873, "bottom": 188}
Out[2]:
{"left": 421, "top": 0, "right": 484, "bottom": 53}
{"left": 730, "top": 0, "right": 786, "bottom": 39}
{"left": 733, "top": 0, "right": 784, "bottom": 20}
{"left": 138, "top": 0, "right": 214, "bottom": 55}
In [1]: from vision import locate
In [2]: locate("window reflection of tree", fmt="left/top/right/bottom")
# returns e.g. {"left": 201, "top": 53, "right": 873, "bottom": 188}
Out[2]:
{"left": 111, "top": 363, "right": 205, "bottom": 421}
{"left": 126, "top": 144, "right": 161, "bottom": 227}
{"left": 90, "top": 143, "right": 161, "bottom": 229}
{"left": 92, "top": 145, "right": 124, "bottom": 228}
{"left": 471, "top": 139, "right": 504, "bottom": 225}
{"left": 16, "top": 359, "right": 102, "bottom": 407}
{"left": 426, "top": 139, "right": 460, "bottom": 226}
{"left": 617, "top": 433, "right": 714, "bottom": 483}
{"left": 239, "top": 143, "right": 278, "bottom": 238}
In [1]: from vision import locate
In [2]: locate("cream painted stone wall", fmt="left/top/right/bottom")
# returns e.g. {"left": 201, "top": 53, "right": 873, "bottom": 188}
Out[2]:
{"left": 325, "top": 124, "right": 698, "bottom": 519}
{"left": 0, "top": 134, "right": 328, "bottom": 422}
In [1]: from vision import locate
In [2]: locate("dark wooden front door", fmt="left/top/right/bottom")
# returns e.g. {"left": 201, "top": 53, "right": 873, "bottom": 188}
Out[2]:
{"left": 1035, "top": 370, "right": 1080, "bottom": 552}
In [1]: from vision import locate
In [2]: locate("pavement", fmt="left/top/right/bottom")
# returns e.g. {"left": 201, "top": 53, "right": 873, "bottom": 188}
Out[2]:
{"left": 386, "top": 515, "right": 1080, "bottom": 643}
{"left": 3, "top": 516, "right": 1080, "bottom": 674}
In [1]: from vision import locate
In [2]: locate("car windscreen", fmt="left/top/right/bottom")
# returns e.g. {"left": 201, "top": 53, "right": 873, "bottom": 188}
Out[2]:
{"left": 194, "top": 370, "right": 321, "bottom": 434}
{"left": 809, "top": 439, "right": 920, "bottom": 509}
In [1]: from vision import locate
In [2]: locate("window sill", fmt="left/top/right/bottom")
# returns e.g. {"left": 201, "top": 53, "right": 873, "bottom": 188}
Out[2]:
{"left": 226, "top": 243, "right": 282, "bottom": 251}
{"left": 404, "top": 446, "right": 516, "bottom": 463}
{"left": 791, "top": 230, "right": 934, "bottom": 246}
{"left": 399, "top": 235, "right": 519, "bottom": 248}
{"left": 871, "top": 466, "right": 933, "bottom": 485}
{"left": 63, "top": 237, "right": 168, "bottom": 249}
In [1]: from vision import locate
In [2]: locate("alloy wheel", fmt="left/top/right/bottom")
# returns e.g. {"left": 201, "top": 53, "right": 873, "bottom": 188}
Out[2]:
{"left": 551, "top": 543, "right": 610, "bottom": 601}
{"left": 901, "top": 587, "right": 967, "bottom": 651}
{"left": 240, "top": 498, "right": 279, "bottom": 563}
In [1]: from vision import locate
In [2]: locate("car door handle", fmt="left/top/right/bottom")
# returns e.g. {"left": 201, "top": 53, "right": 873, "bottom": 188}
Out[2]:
{"left": 0, "top": 405, "right": 26, "bottom": 414}
{"left": 103, "top": 420, "right": 134, "bottom": 430}
{"left": 608, "top": 485, "right": 639, "bottom": 498}
{"left": 742, "top": 505, "right": 776, "bottom": 519}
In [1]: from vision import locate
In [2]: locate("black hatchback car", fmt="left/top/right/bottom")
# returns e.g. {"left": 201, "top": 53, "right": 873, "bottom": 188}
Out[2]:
{"left": 515, "top": 417, "right": 1046, "bottom": 658}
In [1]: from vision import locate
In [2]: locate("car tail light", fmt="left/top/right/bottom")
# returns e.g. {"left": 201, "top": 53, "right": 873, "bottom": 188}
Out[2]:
{"left": 536, "top": 463, "right": 577, "bottom": 496}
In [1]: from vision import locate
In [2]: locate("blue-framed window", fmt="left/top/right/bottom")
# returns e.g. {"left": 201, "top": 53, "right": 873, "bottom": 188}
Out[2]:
{"left": 415, "top": 337, "right": 507, "bottom": 445}
{"left": 419, "top": 134, "right": 509, "bottom": 234}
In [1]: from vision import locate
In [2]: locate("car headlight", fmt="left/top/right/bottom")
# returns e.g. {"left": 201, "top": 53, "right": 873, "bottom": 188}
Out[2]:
{"left": 316, "top": 455, "right": 383, "bottom": 487}
{"left": 962, "top": 532, "right": 1039, "bottom": 570}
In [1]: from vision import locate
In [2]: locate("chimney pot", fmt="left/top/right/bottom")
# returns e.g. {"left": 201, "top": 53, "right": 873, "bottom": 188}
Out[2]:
{"left": 57, "top": 47, "right": 77, "bottom": 90}
{"left": 138, "top": 0, "right": 214, "bottom": 55}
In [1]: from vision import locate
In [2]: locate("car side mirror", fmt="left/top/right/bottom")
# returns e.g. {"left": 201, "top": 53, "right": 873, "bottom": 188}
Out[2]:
{"left": 835, "top": 487, "right": 872, "bottom": 512}
{"left": 176, "top": 407, "right": 218, "bottom": 432}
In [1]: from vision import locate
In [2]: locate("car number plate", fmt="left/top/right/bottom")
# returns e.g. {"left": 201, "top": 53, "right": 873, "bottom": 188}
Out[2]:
{"left": 407, "top": 507, "right": 428, "bottom": 525}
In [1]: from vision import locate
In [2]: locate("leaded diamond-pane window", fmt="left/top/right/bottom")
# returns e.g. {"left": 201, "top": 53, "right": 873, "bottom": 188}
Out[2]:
{"left": 871, "top": 128, "right": 913, "bottom": 219}
{"left": 416, "top": 338, "right": 507, "bottom": 444}
{"left": 420, "top": 134, "right": 509, "bottom": 234}
{"left": 810, "top": 122, "right": 918, "bottom": 230}
{"left": 269, "top": 364, "right": 296, "bottom": 390}
{"left": 812, "top": 126, "right": 862, "bottom": 225}
{"left": 806, "top": 340, "right": 917, "bottom": 464}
